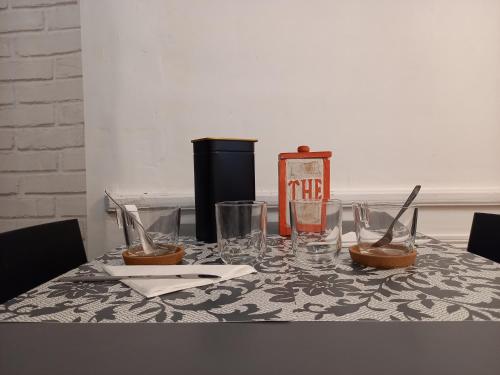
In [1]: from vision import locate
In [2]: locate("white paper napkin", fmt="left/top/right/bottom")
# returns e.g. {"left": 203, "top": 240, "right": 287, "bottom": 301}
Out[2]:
{"left": 103, "top": 265, "right": 256, "bottom": 298}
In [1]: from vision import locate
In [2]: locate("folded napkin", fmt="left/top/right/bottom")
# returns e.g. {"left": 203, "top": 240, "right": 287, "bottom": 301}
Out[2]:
{"left": 103, "top": 265, "right": 256, "bottom": 298}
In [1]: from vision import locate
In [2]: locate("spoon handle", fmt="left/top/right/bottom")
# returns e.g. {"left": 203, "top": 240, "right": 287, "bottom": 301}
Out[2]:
{"left": 411, "top": 207, "right": 418, "bottom": 238}
{"left": 371, "top": 185, "right": 421, "bottom": 248}
{"left": 390, "top": 185, "right": 421, "bottom": 227}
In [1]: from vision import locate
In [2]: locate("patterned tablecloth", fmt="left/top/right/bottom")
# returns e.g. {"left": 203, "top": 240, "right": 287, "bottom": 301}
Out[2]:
{"left": 1, "top": 235, "right": 499, "bottom": 323}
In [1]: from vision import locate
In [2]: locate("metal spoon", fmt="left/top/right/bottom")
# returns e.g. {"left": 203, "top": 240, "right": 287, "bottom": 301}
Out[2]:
{"left": 371, "top": 185, "right": 421, "bottom": 248}
{"left": 105, "top": 190, "right": 157, "bottom": 251}
{"left": 410, "top": 207, "right": 418, "bottom": 238}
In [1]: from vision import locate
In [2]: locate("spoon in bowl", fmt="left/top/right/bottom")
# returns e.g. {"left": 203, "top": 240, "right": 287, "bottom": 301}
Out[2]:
{"left": 370, "top": 185, "right": 421, "bottom": 248}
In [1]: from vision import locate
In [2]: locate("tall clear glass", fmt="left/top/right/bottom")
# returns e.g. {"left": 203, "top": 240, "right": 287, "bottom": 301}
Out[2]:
{"left": 215, "top": 201, "right": 267, "bottom": 265}
{"left": 290, "top": 199, "right": 343, "bottom": 265}
{"left": 352, "top": 202, "right": 418, "bottom": 255}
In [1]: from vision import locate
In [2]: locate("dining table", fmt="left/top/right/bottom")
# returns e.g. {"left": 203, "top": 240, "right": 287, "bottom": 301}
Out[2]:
{"left": 1, "top": 234, "right": 499, "bottom": 375}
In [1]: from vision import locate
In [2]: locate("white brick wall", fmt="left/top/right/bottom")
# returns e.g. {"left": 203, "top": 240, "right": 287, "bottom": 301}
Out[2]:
{"left": 0, "top": 39, "right": 10, "bottom": 57}
{"left": 0, "top": 59, "right": 53, "bottom": 80}
{"left": 0, "top": 10, "right": 44, "bottom": 33}
{"left": 0, "top": 0, "right": 86, "bottom": 238}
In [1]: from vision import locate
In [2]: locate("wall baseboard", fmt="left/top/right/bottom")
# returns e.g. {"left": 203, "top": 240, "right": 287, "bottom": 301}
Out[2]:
{"left": 105, "top": 187, "right": 500, "bottom": 209}
{"left": 425, "top": 234, "right": 469, "bottom": 248}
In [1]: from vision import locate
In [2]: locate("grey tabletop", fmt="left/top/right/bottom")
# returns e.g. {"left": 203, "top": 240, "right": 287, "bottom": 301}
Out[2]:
{"left": 1, "top": 235, "right": 499, "bottom": 323}
{"left": 1, "top": 235, "right": 500, "bottom": 375}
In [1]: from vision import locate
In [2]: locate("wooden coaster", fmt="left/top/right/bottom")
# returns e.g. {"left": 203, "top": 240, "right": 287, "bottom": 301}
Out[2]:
{"left": 349, "top": 244, "right": 416, "bottom": 269}
{"left": 122, "top": 244, "right": 185, "bottom": 265}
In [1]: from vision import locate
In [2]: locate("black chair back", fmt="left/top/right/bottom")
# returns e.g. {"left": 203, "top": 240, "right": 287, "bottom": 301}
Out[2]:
{"left": 467, "top": 213, "right": 500, "bottom": 263}
{"left": 0, "top": 219, "right": 87, "bottom": 304}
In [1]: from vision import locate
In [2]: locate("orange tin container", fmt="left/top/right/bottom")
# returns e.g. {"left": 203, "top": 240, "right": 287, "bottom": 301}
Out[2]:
{"left": 278, "top": 145, "right": 332, "bottom": 236}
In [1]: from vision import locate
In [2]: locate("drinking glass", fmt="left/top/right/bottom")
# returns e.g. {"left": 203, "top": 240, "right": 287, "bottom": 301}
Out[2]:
{"left": 122, "top": 206, "right": 180, "bottom": 256}
{"left": 352, "top": 202, "right": 418, "bottom": 255}
{"left": 290, "top": 199, "right": 342, "bottom": 265}
{"left": 215, "top": 201, "right": 267, "bottom": 265}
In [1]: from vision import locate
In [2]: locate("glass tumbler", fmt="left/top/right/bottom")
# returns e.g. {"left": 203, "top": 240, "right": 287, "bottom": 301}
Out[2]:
{"left": 352, "top": 202, "right": 418, "bottom": 255}
{"left": 290, "top": 199, "right": 343, "bottom": 265}
{"left": 122, "top": 206, "right": 181, "bottom": 256}
{"left": 215, "top": 201, "right": 267, "bottom": 265}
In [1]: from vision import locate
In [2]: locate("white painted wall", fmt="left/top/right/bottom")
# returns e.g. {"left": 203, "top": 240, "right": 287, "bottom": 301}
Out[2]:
{"left": 81, "top": 0, "right": 500, "bottom": 259}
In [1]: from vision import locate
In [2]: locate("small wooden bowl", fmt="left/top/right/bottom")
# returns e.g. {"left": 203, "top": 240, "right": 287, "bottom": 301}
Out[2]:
{"left": 122, "top": 244, "right": 185, "bottom": 265}
{"left": 349, "top": 244, "right": 416, "bottom": 269}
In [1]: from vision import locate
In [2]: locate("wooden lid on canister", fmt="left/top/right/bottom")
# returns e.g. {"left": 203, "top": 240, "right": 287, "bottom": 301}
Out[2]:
{"left": 279, "top": 145, "right": 332, "bottom": 160}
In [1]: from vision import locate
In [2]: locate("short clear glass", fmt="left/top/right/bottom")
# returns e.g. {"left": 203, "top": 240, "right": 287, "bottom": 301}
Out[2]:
{"left": 215, "top": 201, "right": 267, "bottom": 265}
{"left": 122, "top": 206, "right": 180, "bottom": 256}
{"left": 352, "top": 202, "right": 418, "bottom": 255}
{"left": 290, "top": 199, "right": 343, "bottom": 265}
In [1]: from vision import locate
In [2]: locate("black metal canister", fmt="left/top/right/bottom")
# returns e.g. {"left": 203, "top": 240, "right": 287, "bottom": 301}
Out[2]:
{"left": 192, "top": 138, "right": 257, "bottom": 243}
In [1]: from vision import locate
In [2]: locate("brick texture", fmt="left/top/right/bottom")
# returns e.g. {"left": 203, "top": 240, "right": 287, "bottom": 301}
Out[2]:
{"left": 12, "top": 0, "right": 77, "bottom": 7}
{"left": 0, "top": 10, "right": 44, "bottom": 33}
{"left": 0, "top": 197, "right": 55, "bottom": 218}
{"left": 15, "top": 78, "right": 83, "bottom": 102}
{"left": 0, "top": 85, "right": 14, "bottom": 104}
{"left": 55, "top": 53, "right": 82, "bottom": 78}
{"left": 0, "top": 130, "right": 15, "bottom": 150}
{"left": 0, "top": 176, "right": 19, "bottom": 195}
{"left": 23, "top": 173, "right": 86, "bottom": 193}
{"left": 0, "top": 151, "right": 58, "bottom": 171}
{"left": 0, "top": 220, "right": 19, "bottom": 233}
{"left": 47, "top": 5, "right": 80, "bottom": 30}
{"left": 0, "top": 104, "right": 54, "bottom": 127}
{"left": 17, "top": 125, "right": 84, "bottom": 150}
{"left": 0, "top": 1, "right": 86, "bottom": 240}
{"left": 0, "top": 38, "right": 9, "bottom": 57}
{"left": 57, "top": 101, "right": 83, "bottom": 124}
{"left": 14, "top": 30, "right": 81, "bottom": 57}
{"left": 60, "top": 148, "right": 85, "bottom": 170}
{"left": 0, "top": 59, "right": 53, "bottom": 81}
{"left": 56, "top": 195, "right": 85, "bottom": 216}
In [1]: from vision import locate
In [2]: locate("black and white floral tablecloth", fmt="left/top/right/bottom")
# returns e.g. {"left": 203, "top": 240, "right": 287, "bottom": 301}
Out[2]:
{"left": 1, "top": 235, "right": 499, "bottom": 323}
